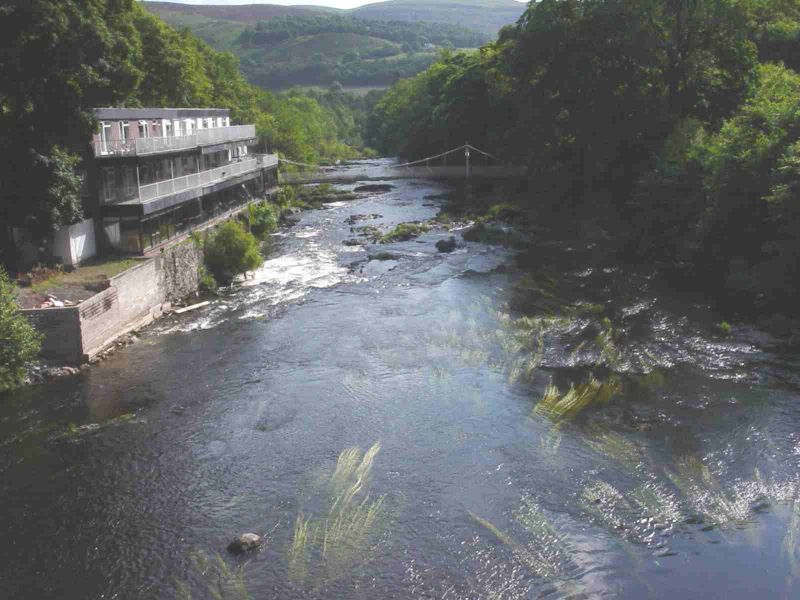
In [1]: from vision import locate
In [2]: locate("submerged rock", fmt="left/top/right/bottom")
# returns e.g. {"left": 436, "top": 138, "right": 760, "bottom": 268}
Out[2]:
{"left": 435, "top": 236, "right": 458, "bottom": 253}
{"left": 345, "top": 213, "right": 382, "bottom": 225}
{"left": 369, "top": 251, "right": 400, "bottom": 261}
{"left": 227, "top": 533, "right": 263, "bottom": 554}
{"left": 342, "top": 238, "right": 365, "bottom": 246}
{"left": 354, "top": 184, "right": 394, "bottom": 193}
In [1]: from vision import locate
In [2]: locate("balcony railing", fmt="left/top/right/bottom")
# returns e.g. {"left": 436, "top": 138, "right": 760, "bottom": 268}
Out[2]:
{"left": 137, "top": 154, "right": 278, "bottom": 203}
{"left": 94, "top": 124, "right": 257, "bottom": 158}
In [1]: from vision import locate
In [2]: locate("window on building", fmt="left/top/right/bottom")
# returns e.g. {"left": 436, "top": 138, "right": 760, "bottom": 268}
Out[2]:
{"left": 224, "top": 117, "right": 231, "bottom": 127}
{"left": 122, "top": 166, "right": 137, "bottom": 200}
{"left": 184, "top": 119, "right": 194, "bottom": 135}
{"left": 196, "top": 118, "right": 204, "bottom": 130}
{"left": 173, "top": 120, "right": 182, "bottom": 137}
{"left": 163, "top": 120, "right": 172, "bottom": 137}
{"left": 217, "top": 117, "right": 224, "bottom": 128}
{"left": 138, "top": 120, "right": 149, "bottom": 138}
{"left": 206, "top": 118, "right": 215, "bottom": 129}
{"left": 119, "top": 121, "right": 129, "bottom": 141}
{"left": 100, "top": 167, "right": 116, "bottom": 203}
{"left": 99, "top": 121, "right": 112, "bottom": 154}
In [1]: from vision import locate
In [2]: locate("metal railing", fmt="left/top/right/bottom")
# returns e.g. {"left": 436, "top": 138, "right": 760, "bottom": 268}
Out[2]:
{"left": 94, "top": 124, "right": 257, "bottom": 158}
{"left": 137, "top": 154, "right": 278, "bottom": 202}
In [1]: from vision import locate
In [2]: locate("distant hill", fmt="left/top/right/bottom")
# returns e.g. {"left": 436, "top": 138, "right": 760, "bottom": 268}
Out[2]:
{"left": 351, "top": 0, "right": 526, "bottom": 36}
{"left": 144, "top": 2, "right": 331, "bottom": 22}
{"left": 144, "top": 3, "right": 493, "bottom": 90}
{"left": 145, "top": 0, "right": 527, "bottom": 37}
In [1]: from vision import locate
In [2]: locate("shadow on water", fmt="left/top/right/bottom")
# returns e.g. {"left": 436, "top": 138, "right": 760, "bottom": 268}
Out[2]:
{"left": 2, "top": 163, "right": 800, "bottom": 598}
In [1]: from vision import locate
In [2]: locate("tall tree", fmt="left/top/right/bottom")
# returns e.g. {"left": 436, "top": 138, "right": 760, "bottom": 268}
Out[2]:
{"left": 0, "top": 0, "right": 141, "bottom": 269}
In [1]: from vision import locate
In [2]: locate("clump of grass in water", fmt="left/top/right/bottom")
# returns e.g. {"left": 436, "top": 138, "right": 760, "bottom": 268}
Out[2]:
{"left": 379, "top": 222, "right": 429, "bottom": 243}
{"left": 534, "top": 377, "right": 621, "bottom": 421}
{"left": 584, "top": 423, "right": 646, "bottom": 476}
{"left": 665, "top": 455, "right": 750, "bottom": 526}
{"left": 287, "top": 442, "right": 389, "bottom": 585}
{"left": 175, "top": 551, "right": 251, "bottom": 600}
{"left": 469, "top": 509, "right": 567, "bottom": 580}
{"left": 581, "top": 480, "right": 633, "bottom": 532}
{"left": 595, "top": 317, "right": 624, "bottom": 368}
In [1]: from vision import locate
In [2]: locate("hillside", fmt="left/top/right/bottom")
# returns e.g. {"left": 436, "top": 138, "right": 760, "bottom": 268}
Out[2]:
{"left": 144, "top": 2, "right": 331, "bottom": 22}
{"left": 145, "top": 3, "right": 490, "bottom": 90}
{"left": 352, "top": 0, "right": 526, "bottom": 36}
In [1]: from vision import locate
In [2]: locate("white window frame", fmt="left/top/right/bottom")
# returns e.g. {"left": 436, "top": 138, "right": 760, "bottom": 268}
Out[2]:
{"left": 196, "top": 118, "right": 204, "bottom": 130}
{"left": 99, "top": 121, "right": 112, "bottom": 154}
{"left": 162, "top": 119, "right": 172, "bottom": 137}
{"left": 119, "top": 121, "right": 129, "bottom": 141}
{"left": 138, "top": 120, "right": 149, "bottom": 138}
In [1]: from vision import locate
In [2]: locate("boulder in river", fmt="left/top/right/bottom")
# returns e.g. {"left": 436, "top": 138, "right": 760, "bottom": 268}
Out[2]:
{"left": 227, "top": 533, "right": 263, "bottom": 554}
{"left": 342, "top": 238, "right": 364, "bottom": 246}
{"left": 354, "top": 184, "right": 394, "bottom": 194}
{"left": 435, "top": 237, "right": 458, "bottom": 253}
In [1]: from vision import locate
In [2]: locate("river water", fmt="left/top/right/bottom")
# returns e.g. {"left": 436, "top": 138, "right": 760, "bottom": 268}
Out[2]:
{"left": 2, "top": 165, "right": 800, "bottom": 599}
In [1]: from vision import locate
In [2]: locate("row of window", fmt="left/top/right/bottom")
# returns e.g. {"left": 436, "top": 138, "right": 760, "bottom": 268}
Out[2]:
{"left": 98, "top": 147, "right": 251, "bottom": 204}
{"left": 99, "top": 116, "right": 232, "bottom": 143}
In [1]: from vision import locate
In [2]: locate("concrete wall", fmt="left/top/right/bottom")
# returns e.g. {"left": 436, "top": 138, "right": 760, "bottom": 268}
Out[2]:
{"left": 24, "top": 242, "right": 204, "bottom": 364}
{"left": 51, "top": 219, "right": 97, "bottom": 266}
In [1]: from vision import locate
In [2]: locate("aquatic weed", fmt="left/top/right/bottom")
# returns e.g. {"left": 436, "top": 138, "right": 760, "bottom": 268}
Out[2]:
{"left": 175, "top": 551, "right": 252, "bottom": 600}
{"left": 287, "top": 442, "right": 390, "bottom": 585}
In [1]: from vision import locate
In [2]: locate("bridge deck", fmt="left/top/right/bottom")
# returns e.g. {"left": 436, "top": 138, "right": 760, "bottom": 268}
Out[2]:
{"left": 279, "top": 165, "right": 527, "bottom": 185}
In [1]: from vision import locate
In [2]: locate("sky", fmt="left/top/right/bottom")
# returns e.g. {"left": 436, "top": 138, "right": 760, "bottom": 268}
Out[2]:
{"left": 145, "top": 1, "right": 527, "bottom": 11}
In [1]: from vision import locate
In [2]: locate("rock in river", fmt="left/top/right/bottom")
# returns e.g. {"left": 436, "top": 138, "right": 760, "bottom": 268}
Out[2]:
{"left": 227, "top": 533, "right": 263, "bottom": 554}
{"left": 354, "top": 184, "right": 394, "bottom": 193}
{"left": 435, "top": 236, "right": 458, "bottom": 253}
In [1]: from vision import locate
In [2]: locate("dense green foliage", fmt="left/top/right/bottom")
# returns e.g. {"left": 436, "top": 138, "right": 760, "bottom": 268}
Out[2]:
{"left": 202, "top": 221, "right": 263, "bottom": 286}
{"left": 0, "top": 267, "right": 42, "bottom": 391}
{"left": 0, "top": 0, "right": 140, "bottom": 264}
{"left": 247, "top": 202, "right": 280, "bottom": 240}
{"left": 151, "top": 6, "right": 487, "bottom": 89}
{"left": 0, "top": 0, "right": 364, "bottom": 267}
{"left": 370, "top": 0, "right": 800, "bottom": 314}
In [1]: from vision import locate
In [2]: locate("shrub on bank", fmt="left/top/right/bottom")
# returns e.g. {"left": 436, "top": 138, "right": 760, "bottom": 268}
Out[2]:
{"left": 0, "top": 267, "right": 42, "bottom": 390}
{"left": 202, "top": 221, "right": 263, "bottom": 286}
{"left": 247, "top": 201, "right": 280, "bottom": 239}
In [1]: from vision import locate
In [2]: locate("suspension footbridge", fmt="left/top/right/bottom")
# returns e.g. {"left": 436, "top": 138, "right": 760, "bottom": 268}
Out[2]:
{"left": 277, "top": 144, "right": 526, "bottom": 185}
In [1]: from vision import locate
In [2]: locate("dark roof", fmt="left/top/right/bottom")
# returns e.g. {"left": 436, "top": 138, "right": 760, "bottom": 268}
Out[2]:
{"left": 93, "top": 108, "right": 230, "bottom": 120}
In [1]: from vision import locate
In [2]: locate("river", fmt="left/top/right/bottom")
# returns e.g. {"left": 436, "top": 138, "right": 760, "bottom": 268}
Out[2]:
{"left": 2, "top": 164, "right": 800, "bottom": 599}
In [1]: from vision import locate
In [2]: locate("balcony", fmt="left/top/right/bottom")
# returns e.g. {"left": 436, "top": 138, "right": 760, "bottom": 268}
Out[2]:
{"left": 137, "top": 154, "right": 278, "bottom": 203}
{"left": 94, "top": 124, "right": 257, "bottom": 158}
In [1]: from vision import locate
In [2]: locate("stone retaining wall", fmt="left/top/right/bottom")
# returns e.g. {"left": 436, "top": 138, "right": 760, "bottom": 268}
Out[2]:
{"left": 24, "top": 242, "right": 203, "bottom": 364}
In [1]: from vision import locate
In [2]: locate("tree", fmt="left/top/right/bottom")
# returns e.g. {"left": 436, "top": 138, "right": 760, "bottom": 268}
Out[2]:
{"left": 0, "top": 0, "right": 142, "bottom": 269}
{"left": 0, "top": 267, "right": 42, "bottom": 391}
{"left": 202, "top": 221, "right": 263, "bottom": 286}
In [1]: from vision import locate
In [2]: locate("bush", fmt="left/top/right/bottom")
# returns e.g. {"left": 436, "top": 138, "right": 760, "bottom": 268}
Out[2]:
{"left": 248, "top": 201, "right": 280, "bottom": 239}
{"left": 0, "top": 267, "right": 42, "bottom": 390}
{"left": 203, "top": 221, "right": 263, "bottom": 286}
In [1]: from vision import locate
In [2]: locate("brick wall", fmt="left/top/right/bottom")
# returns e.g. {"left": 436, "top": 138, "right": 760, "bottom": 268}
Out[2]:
{"left": 24, "top": 244, "right": 203, "bottom": 364}
{"left": 24, "top": 307, "right": 82, "bottom": 363}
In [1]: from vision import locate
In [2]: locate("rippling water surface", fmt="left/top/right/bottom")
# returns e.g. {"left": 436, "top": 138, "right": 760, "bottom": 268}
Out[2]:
{"left": 2, "top": 163, "right": 800, "bottom": 599}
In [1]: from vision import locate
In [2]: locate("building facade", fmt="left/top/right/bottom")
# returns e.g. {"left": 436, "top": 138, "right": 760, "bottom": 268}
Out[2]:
{"left": 88, "top": 107, "right": 278, "bottom": 255}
